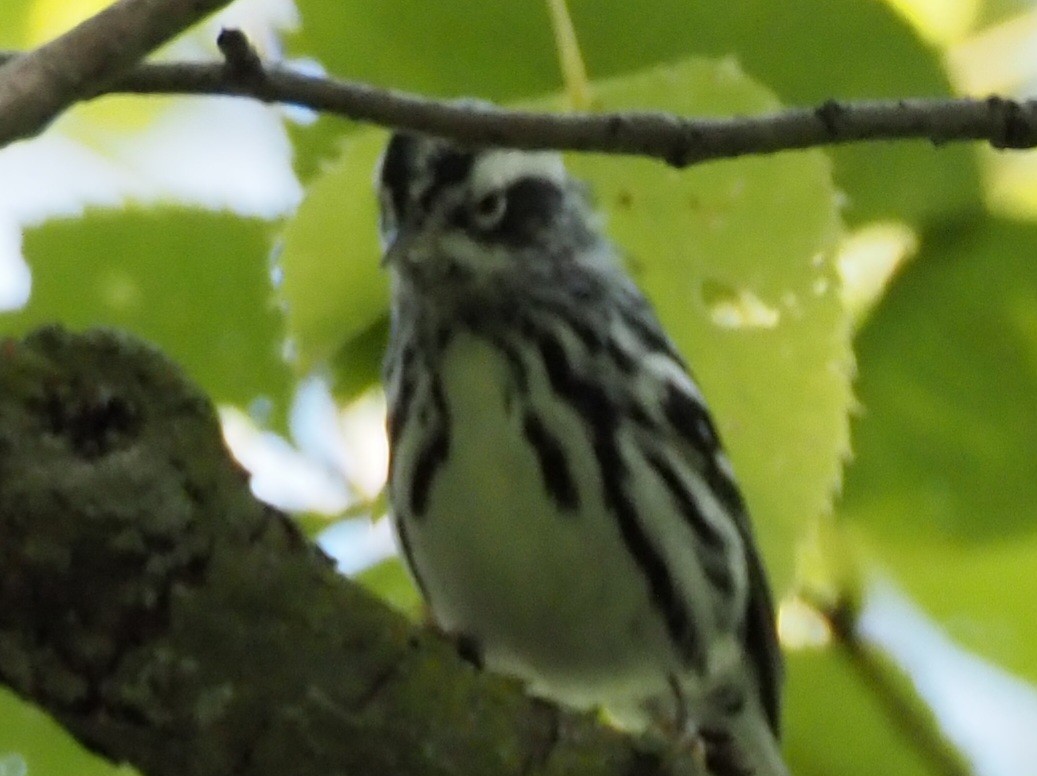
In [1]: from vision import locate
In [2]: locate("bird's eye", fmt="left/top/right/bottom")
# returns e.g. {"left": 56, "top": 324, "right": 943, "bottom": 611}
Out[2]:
{"left": 470, "top": 191, "right": 507, "bottom": 230}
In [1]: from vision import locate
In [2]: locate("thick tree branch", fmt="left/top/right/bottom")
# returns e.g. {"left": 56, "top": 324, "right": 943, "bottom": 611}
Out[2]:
{"left": 0, "top": 0, "right": 235, "bottom": 146}
{"left": 0, "top": 326, "right": 702, "bottom": 776}
{"left": 2, "top": 40, "right": 1037, "bottom": 165}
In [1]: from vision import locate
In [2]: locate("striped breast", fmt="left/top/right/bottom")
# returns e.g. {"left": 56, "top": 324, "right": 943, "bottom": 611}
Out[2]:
{"left": 384, "top": 306, "right": 751, "bottom": 713}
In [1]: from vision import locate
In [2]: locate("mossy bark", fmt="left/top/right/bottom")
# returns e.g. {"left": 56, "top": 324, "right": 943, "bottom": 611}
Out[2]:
{"left": 0, "top": 326, "right": 693, "bottom": 776}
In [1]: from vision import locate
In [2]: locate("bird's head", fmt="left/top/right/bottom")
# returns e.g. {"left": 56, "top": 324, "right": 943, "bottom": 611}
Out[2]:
{"left": 376, "top": 131, "right": 602, "bottom": 299}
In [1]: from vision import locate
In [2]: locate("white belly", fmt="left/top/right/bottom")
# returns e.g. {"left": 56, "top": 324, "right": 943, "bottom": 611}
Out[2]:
{"left": 396, "top": 333, "right": 679, "bottom": 709}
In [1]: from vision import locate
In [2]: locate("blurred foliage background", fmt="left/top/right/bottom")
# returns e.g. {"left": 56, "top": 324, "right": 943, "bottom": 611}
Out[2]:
{"left": 1, "top": 1, "right": 1036, "bottom": 775}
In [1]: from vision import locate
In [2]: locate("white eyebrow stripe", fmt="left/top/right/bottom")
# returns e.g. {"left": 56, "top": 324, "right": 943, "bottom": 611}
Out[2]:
{"left": 470, "top": 150, "right": 567, "bottom": 195}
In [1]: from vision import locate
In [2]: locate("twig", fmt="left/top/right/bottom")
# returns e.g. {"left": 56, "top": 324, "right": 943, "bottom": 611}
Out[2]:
{"left": 0, "top": 0, "right": 235, "bottom": 146}
{"left": 216, "top": 27, "right": 266, "bottom": 87}
{"left": 818, "top": 598, "right": 975, "bottom": 776}
{"left": 1, "top": 41, "right": 1036, "bottom": 166}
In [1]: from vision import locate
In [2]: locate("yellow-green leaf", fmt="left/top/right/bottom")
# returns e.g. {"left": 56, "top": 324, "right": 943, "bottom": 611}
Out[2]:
{"left": 567, "top": 60, "right": 849, "bottom": 588}
{"left": 279, "top": 58, "right": 852, "bottom": 590}
{"left": 0, "top": 689, "right": 137, "bottom": 776}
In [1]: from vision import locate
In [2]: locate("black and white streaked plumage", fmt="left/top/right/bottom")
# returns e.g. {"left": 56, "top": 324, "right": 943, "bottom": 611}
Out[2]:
{"left": 377, "top": 131, "right": 787, "bottom": 776}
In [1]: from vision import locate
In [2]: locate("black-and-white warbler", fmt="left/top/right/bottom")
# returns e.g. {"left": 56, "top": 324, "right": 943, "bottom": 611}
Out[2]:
{"left": 377, "top": 130, "right": 788, "bottom": 776}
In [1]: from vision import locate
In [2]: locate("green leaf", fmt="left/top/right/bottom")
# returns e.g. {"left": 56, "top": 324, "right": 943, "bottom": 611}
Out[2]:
{"left": 977, "top": 0, "right": 1035, "bottom": 27}
{"left": 842, "top": 216, "right": 1037, "bottom": 681}
{"left": 843, "top": 218, "right": 1037, "bottom": 542}
{"left": 287, "top": 0, "right": 559, "bottom": 99}
{"left": 568, "top": 61, "right": 849, "bottom": 589}
{"left": 279, "top": 58, "right": 851, "bottom": 589}
{"left": 0, "top": 0, "right": 35, "bottom": 47}
{"left": 355, "top": 557, "right": 423, "bottom": 619}
{"left": 278, "top": 135, "right": 389, "bottom": 377}
{"left": 871, "top": 535, "right": 1037, "bottom": 685}
{"left": 0, "top": 689, "right": 135, "bottom": 776}
{"left": 3, "top": 209, "right": 291, "bottom": 413}
{"left": 328, "top": 317, "right": 389, "bottom": 401}
{"left": 783, "top": 649, "right": 934, "bottom": 776}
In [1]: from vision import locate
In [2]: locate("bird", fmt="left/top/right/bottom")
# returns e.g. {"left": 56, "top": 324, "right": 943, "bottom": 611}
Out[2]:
{"left": 376, "top": 128, "right": 788, "bottom": 776}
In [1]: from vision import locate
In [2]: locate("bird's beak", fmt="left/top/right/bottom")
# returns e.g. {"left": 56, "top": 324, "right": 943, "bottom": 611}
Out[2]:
{"left": 380, "top": 221, "right": 420, "bottom": 268}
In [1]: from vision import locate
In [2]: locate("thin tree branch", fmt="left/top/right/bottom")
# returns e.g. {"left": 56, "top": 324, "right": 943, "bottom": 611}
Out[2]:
{"left": 0, "top": 326, "right": 703, "bottom": 776}
{"left": 0, "top": 0, "right": 235, "bottom": 146}
{"left": 2, "top": 40, "right": 1037, "bottom": 165}
{"left": 815, "top": 597, "right": 974, "bottom": 776}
